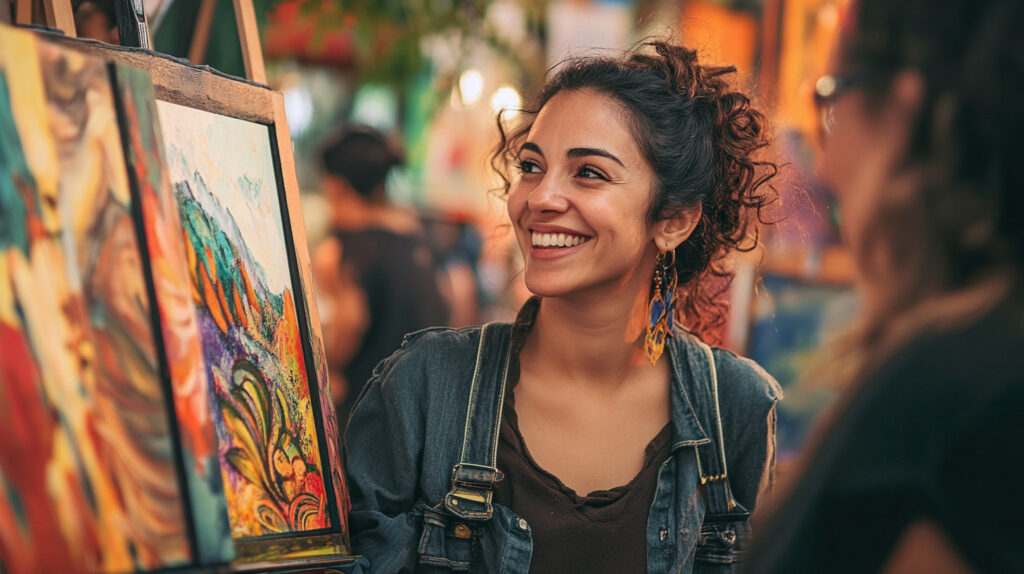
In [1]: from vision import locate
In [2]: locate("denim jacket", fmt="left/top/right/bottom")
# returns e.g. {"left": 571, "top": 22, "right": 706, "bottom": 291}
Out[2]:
{"left": 344, "top": 321, "right": 780, "bottom": 574}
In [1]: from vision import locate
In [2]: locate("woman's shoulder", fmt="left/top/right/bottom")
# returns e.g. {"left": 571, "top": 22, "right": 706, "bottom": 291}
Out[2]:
{"left": 711, "top": 347, "right": 782, "bottom": 396}
{"left": 371, "top": 325, "right": 485, "bottom": 384}
{"left": 710, "top": 346, "right": 783, "bottom": 412}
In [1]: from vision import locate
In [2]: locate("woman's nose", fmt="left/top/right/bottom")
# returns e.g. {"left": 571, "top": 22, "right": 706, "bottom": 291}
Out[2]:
{"left": 526, "top": 174, "right": 569, "bottom": 213}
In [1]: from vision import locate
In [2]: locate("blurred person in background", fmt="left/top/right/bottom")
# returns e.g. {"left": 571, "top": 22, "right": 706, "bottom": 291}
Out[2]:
{"left": 744, "top": 0, "right": 1024, "bottom": 572}
{"left": 72, "top": 0, "right": 118, "bottom": 44}
{"left": 343, "top": 41, "right": 781, "bottom": 573}
{"left": 312, "top": 125, "right": 449, "bottom": 429}
{"left": 421, "top": 211, "right": 485, "bottom": 328}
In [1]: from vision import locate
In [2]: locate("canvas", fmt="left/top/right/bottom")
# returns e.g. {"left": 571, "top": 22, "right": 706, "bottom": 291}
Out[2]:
{"left": 156, "top": 100, "right": 333, "bottom": 540}
{"left": 0, "top": 26, "right": 191, "bottom": 573}
{"left": 747, "top": 273, "right": 859, "bottom": 460}
{"left": 111, "top": 63, "right": 235, "bottom": 564}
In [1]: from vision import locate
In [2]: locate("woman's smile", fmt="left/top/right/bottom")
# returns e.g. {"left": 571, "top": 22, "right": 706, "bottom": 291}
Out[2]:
{"left": 530, "top": 231, "right": 589, "bottom": 248}
{"left": 527, "top": 223, "right": 594, "bottom": 260}
{"left": 507, "top": 88, "right": 658, "bottom": 297}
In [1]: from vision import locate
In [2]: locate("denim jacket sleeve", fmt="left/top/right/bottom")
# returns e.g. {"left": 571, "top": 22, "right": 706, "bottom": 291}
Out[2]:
{"left": 713, "top": 348, "right": 783, "bottom": 515}
{"left": 343, "top": 349, "right": 425, "bottom": 573}
{"left": 342, "top": 327, "right": 478, "bottom": 574}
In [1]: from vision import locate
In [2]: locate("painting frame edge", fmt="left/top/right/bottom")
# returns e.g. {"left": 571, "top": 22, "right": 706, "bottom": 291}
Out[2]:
{"left": 106, "top": 59, "right": 202, "bottom": 566}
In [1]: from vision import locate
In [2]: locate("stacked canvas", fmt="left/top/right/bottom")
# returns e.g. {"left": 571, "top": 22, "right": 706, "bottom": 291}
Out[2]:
{"left": 0, "top": 23, "right": 351, "bottom": 573}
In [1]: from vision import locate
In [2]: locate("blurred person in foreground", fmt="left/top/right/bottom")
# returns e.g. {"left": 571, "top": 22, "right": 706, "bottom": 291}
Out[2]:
{"left": 743, "top": 0, "right": 1024, "bottom": 572}
{"left": 312, "top": 125, "right": 449, "bottom": 428}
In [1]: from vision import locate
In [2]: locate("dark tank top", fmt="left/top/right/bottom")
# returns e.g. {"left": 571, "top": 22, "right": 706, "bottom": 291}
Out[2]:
{"left": 493, "top": 297, "right": 674, "bottom": 573}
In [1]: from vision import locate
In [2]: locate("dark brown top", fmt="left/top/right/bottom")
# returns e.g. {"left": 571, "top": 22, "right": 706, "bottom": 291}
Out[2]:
{"left": 492, "top": 297, "right": 674, "bottom": 573}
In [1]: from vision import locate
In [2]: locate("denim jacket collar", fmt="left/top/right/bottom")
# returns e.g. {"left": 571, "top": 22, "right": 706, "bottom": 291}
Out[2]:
{"left": 667, "top": 331, "right": 714, "bottom": 450}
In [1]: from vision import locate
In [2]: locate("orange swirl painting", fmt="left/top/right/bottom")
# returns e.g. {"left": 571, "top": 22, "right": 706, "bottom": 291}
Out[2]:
{"left": 0, "top": 28, "right": 191, "bottom": 574}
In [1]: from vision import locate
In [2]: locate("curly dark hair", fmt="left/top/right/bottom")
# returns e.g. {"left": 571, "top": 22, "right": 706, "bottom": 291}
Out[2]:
{"left": 492, "top": 41, "right": 778, "bottom": 343}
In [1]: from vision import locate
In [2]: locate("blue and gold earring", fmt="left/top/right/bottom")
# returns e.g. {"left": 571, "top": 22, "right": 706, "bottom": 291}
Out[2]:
{"left": 645, "top": 249, "right": 678, "bottom": 365}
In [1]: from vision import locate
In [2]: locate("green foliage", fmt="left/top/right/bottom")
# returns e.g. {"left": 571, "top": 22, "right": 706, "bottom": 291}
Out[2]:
{"left": 256, "top": 0, "right": 545, "bottom": 88}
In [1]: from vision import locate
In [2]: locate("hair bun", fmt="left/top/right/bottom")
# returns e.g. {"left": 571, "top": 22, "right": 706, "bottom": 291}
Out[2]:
{"left": 646, "top": 41, "right": 738, "bottom": 103}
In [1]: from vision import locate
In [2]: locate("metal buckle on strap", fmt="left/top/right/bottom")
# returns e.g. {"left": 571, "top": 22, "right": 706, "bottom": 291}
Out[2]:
{"left": 451, "top": 463, "right": 504, "bottom": 486}
{"left": 444, "top": 464, "right": 504, "bottom": 520}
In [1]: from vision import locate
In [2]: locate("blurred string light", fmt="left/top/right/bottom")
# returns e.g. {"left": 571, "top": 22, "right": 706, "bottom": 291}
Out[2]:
{"left": 458, "top": 69, "right": 485, "bottom": 106}
{"left": 282, "top": 84, "right": 313, "bottom": 137}
{"left": 351, "top": 84, "right": 398, "bottom": 132}
{"left": 490, "top": 85, "right": 521, "bottom": 119}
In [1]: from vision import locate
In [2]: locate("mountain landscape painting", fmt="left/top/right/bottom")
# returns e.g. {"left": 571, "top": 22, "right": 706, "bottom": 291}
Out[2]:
{"left": 155, "top": 100, "right": 331, "bottom": 539}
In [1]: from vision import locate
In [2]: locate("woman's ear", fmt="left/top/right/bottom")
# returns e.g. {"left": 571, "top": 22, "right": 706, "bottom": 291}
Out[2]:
{"left": 653, "top": 203, "right": 702, "bottom": 251}
{"left": 879, "top": 71, "right": 925, "bottom": 162}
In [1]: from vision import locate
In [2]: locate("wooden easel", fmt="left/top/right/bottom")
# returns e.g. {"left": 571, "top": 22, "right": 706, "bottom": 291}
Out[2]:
{"left": 188, "top": 0, "right": 266, "bottom": 84}
{"left": 13, "top": 0, "right": 267, "bottom": 84}
{"left": 15, "top": 0, "right": 74, "bottom": 36}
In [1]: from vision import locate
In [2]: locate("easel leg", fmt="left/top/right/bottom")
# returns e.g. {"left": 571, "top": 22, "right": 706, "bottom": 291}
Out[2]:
{"left": 232, "top": 0, "right": 266, "bottom": 84}
{"left": 41, "top": 0, "right": 75, "bottom": 36}
{"left": 15, "top": 0, "right": 31, "bottom": 24}
{"left": 188, "top": 0, "right": 215, "bottom": 65}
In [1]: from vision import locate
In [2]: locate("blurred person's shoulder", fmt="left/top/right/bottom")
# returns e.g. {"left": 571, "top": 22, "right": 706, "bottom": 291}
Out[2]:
{"left": 371, "top": 205, "right": 423, "bottom": 236}
{"left": 865, "top": 295, "right": 1024, "bottom": 407}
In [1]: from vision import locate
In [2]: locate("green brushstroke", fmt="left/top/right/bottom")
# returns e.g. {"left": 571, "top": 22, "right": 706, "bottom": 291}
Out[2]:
{"left": 0, "top": 72, "right": 35, "bottom": 255}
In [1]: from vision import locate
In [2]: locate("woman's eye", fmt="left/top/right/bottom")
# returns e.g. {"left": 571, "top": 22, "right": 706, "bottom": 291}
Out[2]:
{"left": 576, "top": 165, "right": 608, "bottom": 180}
{"left": 516, "top": 159, "right": 542, "bottom": 174}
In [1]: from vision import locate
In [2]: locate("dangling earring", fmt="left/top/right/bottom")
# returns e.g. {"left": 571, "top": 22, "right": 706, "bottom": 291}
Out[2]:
{"left": 645, "top": 248, "right": 678, "bottom": 365}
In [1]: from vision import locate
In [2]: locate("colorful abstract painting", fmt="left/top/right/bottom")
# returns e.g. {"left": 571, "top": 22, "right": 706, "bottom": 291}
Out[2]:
{"left": 112, "top": 64, "right": 235, "bottom": 563}
{"left": 156, "top": 100, "right": 332, "bottom": 538}
{"left": 0, "top": 27, "right": 191, "bottom": 573}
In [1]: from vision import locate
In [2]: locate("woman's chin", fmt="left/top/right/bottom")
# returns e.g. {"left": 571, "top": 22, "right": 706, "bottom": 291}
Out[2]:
{"left": 523, "top": 276, "right": 572, "bottom": 299}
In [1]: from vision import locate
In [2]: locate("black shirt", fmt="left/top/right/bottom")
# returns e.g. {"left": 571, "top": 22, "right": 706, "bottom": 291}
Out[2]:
{"left": 743, "top": 297, "right": 1024, "bottom": 573}
{"left": 333, "top": 227, "right": 449, "bottom": 423}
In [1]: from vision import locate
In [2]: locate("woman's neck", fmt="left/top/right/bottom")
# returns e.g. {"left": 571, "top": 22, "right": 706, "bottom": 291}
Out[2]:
{"left": 519, "top": 289, "right": 655, "bottom": 390}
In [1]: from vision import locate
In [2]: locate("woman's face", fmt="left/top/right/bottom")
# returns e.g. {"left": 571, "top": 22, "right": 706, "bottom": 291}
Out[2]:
{"left": 818, "top": 84, "right": 892, "bottom": 254}
{"left": 818, "top": 44, "right": 922, "bottom": 264}
{"left": 507, "top": 88, "right": 661, "bottom": 300}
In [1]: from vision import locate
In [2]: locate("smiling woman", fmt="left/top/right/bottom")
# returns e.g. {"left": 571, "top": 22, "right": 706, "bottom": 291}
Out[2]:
{"left": 343, "top": 41, "right": 781, "bottom": 574}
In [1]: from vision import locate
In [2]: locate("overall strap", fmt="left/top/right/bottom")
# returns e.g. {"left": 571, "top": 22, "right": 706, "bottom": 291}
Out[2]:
{"left": 443, "top": 322, "right": 514, "bottom": 521}
{"left": 688, "top": 339, "right": 748, "bottom": 521}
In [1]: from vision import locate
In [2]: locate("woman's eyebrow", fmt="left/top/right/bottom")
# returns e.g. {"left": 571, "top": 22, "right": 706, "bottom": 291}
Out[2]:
{"left": 520, "top": 142, "right": 543, "bottom": 157}
{"left": 567, "top": 147, "right": 624, "bottom": 167}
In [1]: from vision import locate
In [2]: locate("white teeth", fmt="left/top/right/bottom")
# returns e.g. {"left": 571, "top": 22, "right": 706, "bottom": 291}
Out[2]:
{"left": 531, "top": 231, "right": 587, "bottom": 247}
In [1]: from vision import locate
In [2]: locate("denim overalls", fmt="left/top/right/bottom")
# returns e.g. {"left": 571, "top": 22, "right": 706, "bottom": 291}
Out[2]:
{"left": 344, "top": 322, "right": 780, "bottom": 574}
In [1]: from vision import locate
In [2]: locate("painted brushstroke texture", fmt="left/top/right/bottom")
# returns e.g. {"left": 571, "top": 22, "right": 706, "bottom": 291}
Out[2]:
{"left": 0, "top": 28, "right": 190, "bottom": 574}
{"left": 113, "top": 65, "right": 235, "bottom": 563}
{"left": 156, "top": 100, "right": 331, "bottom": 538}
{"left": 0, "top": 37, "right": 82, "bottom": 574}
